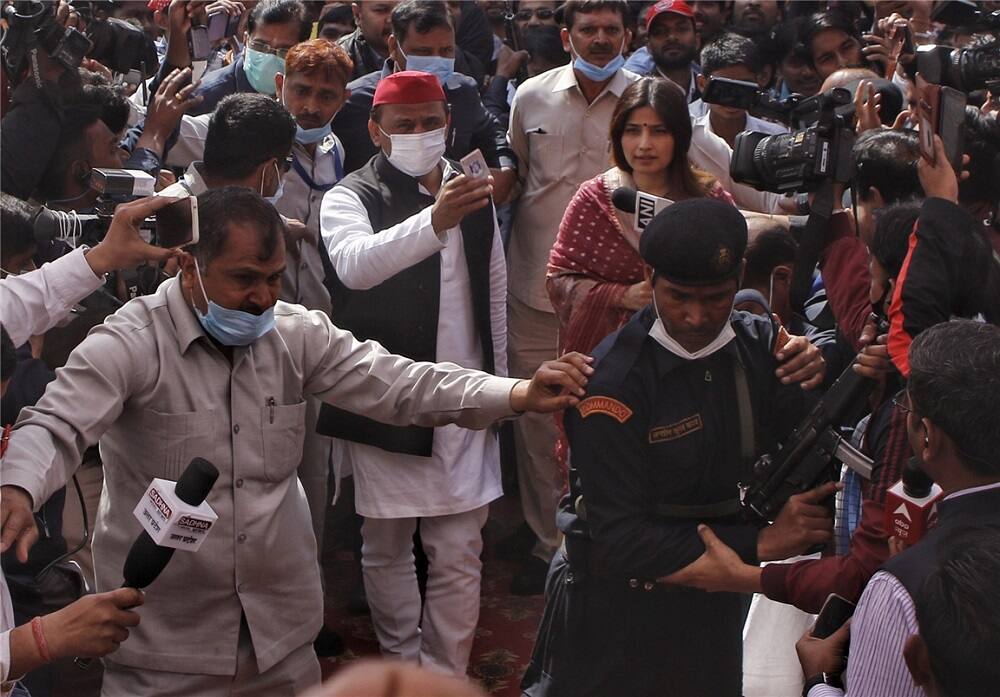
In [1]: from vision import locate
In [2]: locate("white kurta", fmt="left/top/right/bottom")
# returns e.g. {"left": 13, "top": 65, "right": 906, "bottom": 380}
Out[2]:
{"left": 320, "top": 161, "right": 507, "bottom": 518}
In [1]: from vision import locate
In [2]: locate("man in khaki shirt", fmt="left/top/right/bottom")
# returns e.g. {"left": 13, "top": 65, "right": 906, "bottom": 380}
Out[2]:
{"left": 0, "top": 188, "right": 591, "bottom": 696}
{"left": 504, "top": 0, "right": 639, "bottom": 592}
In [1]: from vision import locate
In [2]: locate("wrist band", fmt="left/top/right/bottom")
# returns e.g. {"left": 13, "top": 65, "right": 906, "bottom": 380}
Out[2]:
{"left": 30, "top": 616, "right": 52, "bottom": 662}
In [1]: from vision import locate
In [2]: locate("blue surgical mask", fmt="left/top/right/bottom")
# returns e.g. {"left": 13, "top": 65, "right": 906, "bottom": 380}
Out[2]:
{"left": 568, "top": 36, "right": 625, "bottom": 82}
{"left": 262, "top": 161, "right": 284, "bottom": 205}
{"left": 244, "top": 47, "right": 285, "bottom": 96}
{"left": 191, "top": 259, "right": 276, "bottom": 346}
{"left": 295, "top": 120, "right": 333, "bottom": 144}
{"left": 398, "top": 47, "right": 455, "bottom": 87}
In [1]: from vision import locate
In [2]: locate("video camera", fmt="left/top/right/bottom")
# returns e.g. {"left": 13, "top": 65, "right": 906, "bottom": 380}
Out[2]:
{"left": 1, "top": 1, "right": 92, "bottom": 86}
{"left": 740, "top": 322, "right": 885, "bottom": 524}
{"left": 723, "top": 84, "right": 856, "bottom": 194}
{"left": 916, "top": 42, "right": 1000, "bottom": 94}
{"left": 1, "top": 1, "right": 158, "bottom": 90}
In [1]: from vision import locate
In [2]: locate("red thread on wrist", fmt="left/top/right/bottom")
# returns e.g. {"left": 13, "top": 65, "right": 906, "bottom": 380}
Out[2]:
{"left": 30, "top": 617, "right": 52, "bottom": 662}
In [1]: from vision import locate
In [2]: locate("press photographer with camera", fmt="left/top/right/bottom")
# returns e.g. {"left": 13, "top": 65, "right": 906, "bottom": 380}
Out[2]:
{"left": 0, "top": 193, "right": 180, "bottom": 349}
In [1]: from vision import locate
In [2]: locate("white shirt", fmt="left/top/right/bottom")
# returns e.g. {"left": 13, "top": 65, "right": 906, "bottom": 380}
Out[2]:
{"left": 507, "top": 64, "right": 640, "bottom": 312}
{"left": 320, "top": 161, "right": 508, "bottom": 518}
{"left": 688, "top": 110, "right": 791, "bottom": 214}
{"left": 0, "top": 247, "right": 104, "bottom": 347}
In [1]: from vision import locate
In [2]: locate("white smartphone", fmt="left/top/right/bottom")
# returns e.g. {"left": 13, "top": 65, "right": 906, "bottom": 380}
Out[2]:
{"left": 460, "top": 149, "right": 490, "bottom": 180}
{"left": 156, "top": 196, "right": 199, "bottom": 248}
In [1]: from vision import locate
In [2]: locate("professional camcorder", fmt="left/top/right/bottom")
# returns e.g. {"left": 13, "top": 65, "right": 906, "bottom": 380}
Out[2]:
{"left": 916, "top": 42, "right": 1000, "bottom": 94}
{"left": 1, "top": 1, "right": 158, "bottom": 89}
{"left": 726, "top": 86, "right": 856, "bottom": 194}
{"left": 1, "top": 0, "right": 92, "bottom": 86}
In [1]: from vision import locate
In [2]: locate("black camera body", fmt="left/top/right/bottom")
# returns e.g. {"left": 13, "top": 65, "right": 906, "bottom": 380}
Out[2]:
{"left": 916, "top": 42, "right": 1000, "bottom": 94}
{"left": 729, "top": 88, "right": 855, "bottom": 194}
{"left": 1, "top": 1, "right": 92, "bottom": 86}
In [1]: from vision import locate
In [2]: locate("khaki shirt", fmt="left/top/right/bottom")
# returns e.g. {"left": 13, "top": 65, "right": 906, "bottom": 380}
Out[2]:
{"left": 507, "top": 64, "right": 639, "bottom": 312}
{"left": 1, "top": 277, "right": 519, "bottom": 676}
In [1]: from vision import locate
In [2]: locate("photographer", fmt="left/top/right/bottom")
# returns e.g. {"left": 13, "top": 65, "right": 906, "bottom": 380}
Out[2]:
{"left": 688, "top": 33, "right": 797, "bottom": 214}
{"left": 0, "top": 193, "right": 178, "bottom": 349}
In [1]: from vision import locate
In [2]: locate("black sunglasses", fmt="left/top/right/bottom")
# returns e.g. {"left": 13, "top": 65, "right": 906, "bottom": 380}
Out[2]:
{"left": 516, "top": 8, "right": 555, "bottom": 21}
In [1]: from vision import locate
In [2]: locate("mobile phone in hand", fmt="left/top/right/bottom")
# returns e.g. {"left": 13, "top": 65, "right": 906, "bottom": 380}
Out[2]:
{"left": 156, "top": 196, "right": 199, "bottom": 248}
{"left": 812, "top": 593, "right": 856, "bottom": 639}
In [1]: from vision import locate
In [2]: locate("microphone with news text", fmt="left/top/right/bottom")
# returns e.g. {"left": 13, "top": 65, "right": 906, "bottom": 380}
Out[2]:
{"left": 76, "top": 457, "right": 219, "bottom": 668}
{"left": 884, "top": 457, "right": 943, "bottom": 545}
{"left": 610, "top": 187, "right": 673, "bottom": 233}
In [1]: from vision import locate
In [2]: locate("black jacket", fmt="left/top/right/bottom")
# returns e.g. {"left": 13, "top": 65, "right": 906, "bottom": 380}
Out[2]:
{"left": 332, "top": 60, "right": 514, "bottom": 174}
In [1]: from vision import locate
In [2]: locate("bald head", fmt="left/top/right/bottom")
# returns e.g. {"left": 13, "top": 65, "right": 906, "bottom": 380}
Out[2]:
{"left": 819, "top": 67, "right": 879, "bottom": 93}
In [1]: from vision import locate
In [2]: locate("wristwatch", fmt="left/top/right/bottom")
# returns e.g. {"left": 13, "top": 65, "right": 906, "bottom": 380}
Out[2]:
{"left": 802, "top": 672, "right": 842, "bottom": 696}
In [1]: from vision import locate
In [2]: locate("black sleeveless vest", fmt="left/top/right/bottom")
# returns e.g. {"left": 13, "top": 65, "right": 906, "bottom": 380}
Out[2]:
{"left": 316, "top": 153, "right": 496, "bottom": 456}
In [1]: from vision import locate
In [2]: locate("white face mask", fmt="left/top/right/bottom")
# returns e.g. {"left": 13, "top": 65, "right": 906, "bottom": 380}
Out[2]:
{"left": 379, "top": 126, "right": 447, "bottom": 177}
{"left": 649, "top": 298, "right": 736, "bottom": 360}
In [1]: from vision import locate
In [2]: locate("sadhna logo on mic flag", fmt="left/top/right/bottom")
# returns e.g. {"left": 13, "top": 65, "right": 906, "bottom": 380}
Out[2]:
{"left": 147, "top": 487, "right": 173, "bottom": 521}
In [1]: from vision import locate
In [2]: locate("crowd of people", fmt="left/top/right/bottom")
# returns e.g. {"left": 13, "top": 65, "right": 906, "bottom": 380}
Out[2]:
{"left": 0, "top": 1, "right": 998, "bottom": 696}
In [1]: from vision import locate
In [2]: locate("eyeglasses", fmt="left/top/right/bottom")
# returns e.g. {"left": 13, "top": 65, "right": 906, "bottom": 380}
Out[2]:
{"left": 248, "top": 39, "right": 291, "bottom": 59}
{"left": 891, "top": 390, "right": 914, "bottom": 416}
{"left": 516, "top": 8, "right": 555, "bottom": 21}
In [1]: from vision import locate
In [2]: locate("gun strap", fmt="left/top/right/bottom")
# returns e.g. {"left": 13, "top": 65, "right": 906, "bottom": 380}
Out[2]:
{"left": 733, "top": 357, "right": 755, "bottom": 462}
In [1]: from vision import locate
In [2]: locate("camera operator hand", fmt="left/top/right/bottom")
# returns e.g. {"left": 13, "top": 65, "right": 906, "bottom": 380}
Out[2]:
{"left": 917, "top": 134, "right": 969, "bottom": 204}
{"left": 136, "top": 68, "right": 204, "bottom": 157}
{"left": 756, "top": 481, "right": 839, "bottom": 561}
{"left": 775, "top": 335, "right": 826, "bottom": 390}
{"left": 431, "top": 174, "right": 494, "bottom": 235}
{"left": 854, "top": 80, "right": 883, "bottom": 134}
{"left": 84, "top": 196, "right": 184, "bottom": 276}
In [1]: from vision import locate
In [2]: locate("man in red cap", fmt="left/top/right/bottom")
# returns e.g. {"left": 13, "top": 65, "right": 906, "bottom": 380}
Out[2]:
{"left": 318, "top": 70, "right": 506, "bottom": 675}
{"left": 644, "top": 0, "right": 703, "bottom": 102}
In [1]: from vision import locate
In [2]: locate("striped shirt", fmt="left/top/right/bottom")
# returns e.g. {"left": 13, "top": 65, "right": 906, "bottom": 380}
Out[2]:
{"left": 807, "top": 570, "right": 922, "bottom": 697}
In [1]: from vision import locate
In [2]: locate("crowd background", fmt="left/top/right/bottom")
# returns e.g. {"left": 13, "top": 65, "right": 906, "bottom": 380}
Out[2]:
{"left": 0, "top": 0, "right": 998, "bottom": 696}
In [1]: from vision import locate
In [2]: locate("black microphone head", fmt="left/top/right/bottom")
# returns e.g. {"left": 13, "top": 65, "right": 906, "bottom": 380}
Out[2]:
{"left": 122, "top": 531, "right": 175, "bottom": 589}
{"left": 611, "top": 186, "right": 637, "bottom": 213}
{"left": 174, "top": 457, "right": 219, "bottom": 506}
{"left": 903, "top": 457, "right": 934, "bottom": 498}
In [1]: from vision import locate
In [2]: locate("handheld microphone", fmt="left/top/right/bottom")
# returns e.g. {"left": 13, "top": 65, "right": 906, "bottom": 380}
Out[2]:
{"left": 76, "top": 458, "right": 219, "bottom": 670}
{"left": 610, "top": 187, "right": 673, "bottom": 232}
{"left": 883, "top": 457, "right": 943, "bottom": 545}
{"left": 123, "top": 457, "right": 219, "bottom": 588}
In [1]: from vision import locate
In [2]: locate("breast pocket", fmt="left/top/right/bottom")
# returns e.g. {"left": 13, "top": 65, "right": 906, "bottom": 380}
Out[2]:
{"left": 140, "top": 409, "right": 219, "bottom": 482}
{"left": 528, "top": 132, "right": 566, "bottom": 185}
{"left": 261, "top": 400, "right": 308, "bottom": 482}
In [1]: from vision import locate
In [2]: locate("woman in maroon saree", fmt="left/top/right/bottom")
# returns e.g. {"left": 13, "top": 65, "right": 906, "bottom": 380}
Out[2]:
{"left": 547, "top": 77, "right": 735, "bottom": 472}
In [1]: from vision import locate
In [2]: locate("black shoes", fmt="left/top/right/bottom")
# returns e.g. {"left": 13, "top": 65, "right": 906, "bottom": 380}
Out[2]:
{"left": 313, "top": 625, "right": 345, "bottom": 657}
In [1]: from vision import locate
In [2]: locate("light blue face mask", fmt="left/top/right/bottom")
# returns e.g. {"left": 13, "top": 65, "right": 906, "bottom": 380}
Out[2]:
{"left": 244, "top": 47, "right": 285, "bottom": 96}
{"left": 398, "top": 47, "right": 455, "bottom": 87}
{"left": 192, "top": 259, "right": 276, "bottom": 346}
{"left": 295, "top": 120, "right": 333, "bottom": 144}
{"left": 569, "top": 36, "right": 625, "bottom": 82}
{"left": 262, "top": 161, "right": 285, "bottom": 205}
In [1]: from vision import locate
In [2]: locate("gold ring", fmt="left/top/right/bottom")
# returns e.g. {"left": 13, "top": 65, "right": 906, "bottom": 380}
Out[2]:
{"left": 175, "top": 93, "right": 184, "bottom": 101}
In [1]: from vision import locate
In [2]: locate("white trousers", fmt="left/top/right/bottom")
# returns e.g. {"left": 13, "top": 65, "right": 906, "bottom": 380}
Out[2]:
{"left": 361, "top": 504, "right": 489, "bottom": 675}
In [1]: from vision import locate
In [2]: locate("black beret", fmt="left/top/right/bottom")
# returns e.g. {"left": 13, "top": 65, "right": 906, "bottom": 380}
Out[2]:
{"left": 639, "top": 199, "right": 747, "bottom": 286}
